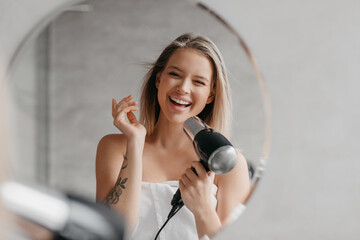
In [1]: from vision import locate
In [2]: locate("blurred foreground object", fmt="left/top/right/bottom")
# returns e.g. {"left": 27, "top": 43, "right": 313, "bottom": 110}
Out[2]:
{"left": 0, "top": 181, "right": 127, "bottom": 239}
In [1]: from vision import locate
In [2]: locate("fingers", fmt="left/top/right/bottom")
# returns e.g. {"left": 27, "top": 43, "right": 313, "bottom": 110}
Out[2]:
{"left": 181, "top": 161, "right": 209, "bottom": 184}
{"left": 113, "top": 95, "right": 137, "bottom": 113}
{"left": 112, "top": 98, "right": 116, "bottom": 112}
{"left": 180, "top": 173, "right": 191, "bottom": 187}
{"left": 112, "top": 95, "right": 139, "bottom": 121}
{"left": 184, "top": 168, "right": 197, "bottom": 182}
{"left": 112, "top": 95, "right": 133, "bottom": 112}
{"left": 191, "top": 161, "right": 208, "bottom": 179}
{"left": 113, "top": 106, "right": 139, "bottom": 124}
{"left": 208, "top": 171, "right": 215, "bottom": 182}
{"left": 127, "top": 111, "right": 139, "bottom": 124}
{"left": 113, "top": 95, "right": 135, "bottom": 109}
{"left": 180, "top": 161, "right": 212, "bottom": 189}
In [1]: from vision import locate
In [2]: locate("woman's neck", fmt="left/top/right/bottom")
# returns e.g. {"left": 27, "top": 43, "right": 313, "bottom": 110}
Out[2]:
{"left": 148, "top": 116, "right": 192, "bottom": 151}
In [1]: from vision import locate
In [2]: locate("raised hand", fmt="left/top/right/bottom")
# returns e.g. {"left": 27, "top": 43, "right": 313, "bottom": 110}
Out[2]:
{"left": 112, "top": 95, "right": 146, "bottom": 141}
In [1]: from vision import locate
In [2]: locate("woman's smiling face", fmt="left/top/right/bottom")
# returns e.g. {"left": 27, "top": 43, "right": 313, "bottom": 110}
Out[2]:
{"left": 156, "top": 48, "right": 214, "bottom": 124}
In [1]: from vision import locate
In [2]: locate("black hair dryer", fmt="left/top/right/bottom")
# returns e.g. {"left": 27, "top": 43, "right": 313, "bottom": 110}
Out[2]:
{"left": 169, "top": 116, "right": 237, "bottom": 217}
{"left": 183, "top": 116, "right": 238, "bottom": 174}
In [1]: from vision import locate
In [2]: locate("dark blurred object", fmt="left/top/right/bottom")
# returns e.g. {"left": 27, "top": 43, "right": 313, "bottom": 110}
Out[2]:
{"left": 0, "top": 181, "right": 127, "bottom": 240}
{"left": 247, "top": 160, "right": 255, "bottom": 180}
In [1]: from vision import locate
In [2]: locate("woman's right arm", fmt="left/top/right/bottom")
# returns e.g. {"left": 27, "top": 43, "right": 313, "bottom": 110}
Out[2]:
{"left": 95, "top": 95, "right": 146, "bottom": 232}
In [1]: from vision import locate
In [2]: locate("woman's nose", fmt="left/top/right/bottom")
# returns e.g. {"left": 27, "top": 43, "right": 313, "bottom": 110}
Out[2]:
{"left": 176, "top": 78, "right": 191, "bottom": 94}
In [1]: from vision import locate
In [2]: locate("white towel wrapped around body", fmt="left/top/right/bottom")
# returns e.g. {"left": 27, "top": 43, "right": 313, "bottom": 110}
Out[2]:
{"left": 131, "top": 181, "right": 218, "bottom": 240}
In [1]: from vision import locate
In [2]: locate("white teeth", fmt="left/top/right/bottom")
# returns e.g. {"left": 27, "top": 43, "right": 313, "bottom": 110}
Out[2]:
{"left": 170, "top": 97, "right": 191, "bottom": 105}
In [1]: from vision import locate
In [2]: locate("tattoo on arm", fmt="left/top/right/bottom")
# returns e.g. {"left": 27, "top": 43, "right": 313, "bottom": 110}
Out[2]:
{"left": 105, "top": 156, "right": 128, "bottom": 206}
{"left": 105, "top": 177, "right": 128, "bottom": 205}
{"left": 121, "top": 156, "right": 128, "bottom": 169}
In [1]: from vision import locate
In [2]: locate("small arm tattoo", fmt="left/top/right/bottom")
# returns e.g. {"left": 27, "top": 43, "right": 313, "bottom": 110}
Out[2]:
{"left": 121, "top": 156, "right": 128, "bottom": 169}
{"left": 105, "top": 156, "right": 128, "bottom": 206}
{"left": 105, "top": 177, "right": 128, "bottom": 205}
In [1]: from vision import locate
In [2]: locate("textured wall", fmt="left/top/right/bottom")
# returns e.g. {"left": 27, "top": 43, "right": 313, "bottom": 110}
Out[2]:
{"left": 211, "top": 0, "right": 360, "bottom": 239}
{"left": 7, "top": 37, "right": 38, "bottom": 181}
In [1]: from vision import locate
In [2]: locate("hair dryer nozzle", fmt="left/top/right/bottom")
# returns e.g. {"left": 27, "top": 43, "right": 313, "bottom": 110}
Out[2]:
{"left": 208, "top": 145, "right": 237, "bottom": 174}
{"left": 183, "top": 116, "right": 209, "bottom": 141}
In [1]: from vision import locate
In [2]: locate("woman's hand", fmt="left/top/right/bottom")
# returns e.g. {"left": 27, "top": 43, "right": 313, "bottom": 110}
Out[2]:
{"left": 112, "top": 95, "right": 146, "bottom": 142}
{"left": 179, "top": 161, "right": 215, "bottom": 215}
{"left": 179, "top": 161, "right": 221, "bottom": 237}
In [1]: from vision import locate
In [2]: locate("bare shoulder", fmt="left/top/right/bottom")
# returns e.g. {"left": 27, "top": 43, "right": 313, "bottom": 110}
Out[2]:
{"left": 214, "top": 149, "right": 248, "bottom": 184}
{"left": 97, "top": 133, "right": 127, "bottom": 158}
{"left": 96, "top": 133, "right": 128, "bottom": 172}
{"left": 214, "top": 149, "right": 250, "bottom": 221}
{"left": 215, "top": 149, "right": 250, "bottom": 202}
{"left": 95, "top": 134, "right": 128, "bottom": 200}
{"left": 235, "top": 149, "right": 248, "bottom": 173}
{"left": 98, "top": 133, "right": 127, "bottom": 150}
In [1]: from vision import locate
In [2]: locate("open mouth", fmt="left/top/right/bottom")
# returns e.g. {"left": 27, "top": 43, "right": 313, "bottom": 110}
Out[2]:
{"left": 169, "top": 96, "right": 192, "bottom": 107}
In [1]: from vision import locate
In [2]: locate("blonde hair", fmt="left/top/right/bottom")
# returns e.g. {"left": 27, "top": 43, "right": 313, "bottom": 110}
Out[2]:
{"left": 140, "top": 33, "right": 232, "bottom": 138}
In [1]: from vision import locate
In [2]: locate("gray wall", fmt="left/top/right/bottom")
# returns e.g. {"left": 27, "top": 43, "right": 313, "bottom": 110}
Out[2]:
{"left": 1, "top": 0, "right": 360, "bottom": 239}
{"left": 7, "top": 29, "right": 50, "bottom": 183}
{"left": 7, "top": 36, "right": 38, "bottom": 181}
{"left": 211, "top": 0, "right": 360, "bottom": 239}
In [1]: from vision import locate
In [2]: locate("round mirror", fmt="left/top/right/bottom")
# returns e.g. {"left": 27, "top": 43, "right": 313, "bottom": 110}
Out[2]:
{"left": 6, "top": 0, "right": 270, "bottom": 236}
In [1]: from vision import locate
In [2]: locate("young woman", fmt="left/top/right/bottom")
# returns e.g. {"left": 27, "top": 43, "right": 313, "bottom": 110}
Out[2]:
{"left": 96, "top": 33, "right": 250, "bottom": 239}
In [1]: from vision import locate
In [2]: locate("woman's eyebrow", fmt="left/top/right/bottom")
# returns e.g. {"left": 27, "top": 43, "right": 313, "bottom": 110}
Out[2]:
{"left": 168, "top": 65, "right": 183, "bottom": 72}
{"left": 194, "top": 75, "right": 210, "bottom": 82}
{"left": 168, "top": 65, "right": 210, "bottom": 82}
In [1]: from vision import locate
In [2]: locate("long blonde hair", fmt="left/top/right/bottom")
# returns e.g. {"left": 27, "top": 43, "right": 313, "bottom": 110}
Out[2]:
{"left": 140, "top": 33, "right": 232, "bottom": 138}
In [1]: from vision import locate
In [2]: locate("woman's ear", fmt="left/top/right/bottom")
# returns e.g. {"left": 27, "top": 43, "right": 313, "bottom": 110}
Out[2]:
{"left": 206, "top": 90, "right": 215, "bottom": 104}
{"left": 155, "top": 73, "right": 161, "bottom": 89}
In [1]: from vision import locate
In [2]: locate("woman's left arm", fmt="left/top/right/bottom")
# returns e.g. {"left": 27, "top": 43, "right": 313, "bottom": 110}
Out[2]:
{"left": 179, "top": 150, "right": 250, "bottom": 238}
{"left": 215, "top": 150, "right": 250, "bottom": 224}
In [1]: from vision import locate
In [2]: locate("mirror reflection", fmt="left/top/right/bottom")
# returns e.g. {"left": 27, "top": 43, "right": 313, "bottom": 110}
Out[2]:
{"left": 7, "top": 0, "right": 268, "bottom": 238}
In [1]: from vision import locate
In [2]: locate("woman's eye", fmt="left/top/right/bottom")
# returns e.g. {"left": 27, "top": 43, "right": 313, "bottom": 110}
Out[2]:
{"left": 194, "top": 80, "right": 205, "bottom": 86}
{"left": 169, "top": 72, "right": 180, "bottom": 77}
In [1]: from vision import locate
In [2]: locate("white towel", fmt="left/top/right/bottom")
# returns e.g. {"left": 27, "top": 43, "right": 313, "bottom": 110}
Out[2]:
{"left": 131, "top": 181, "right": 218, "bottom": 240}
